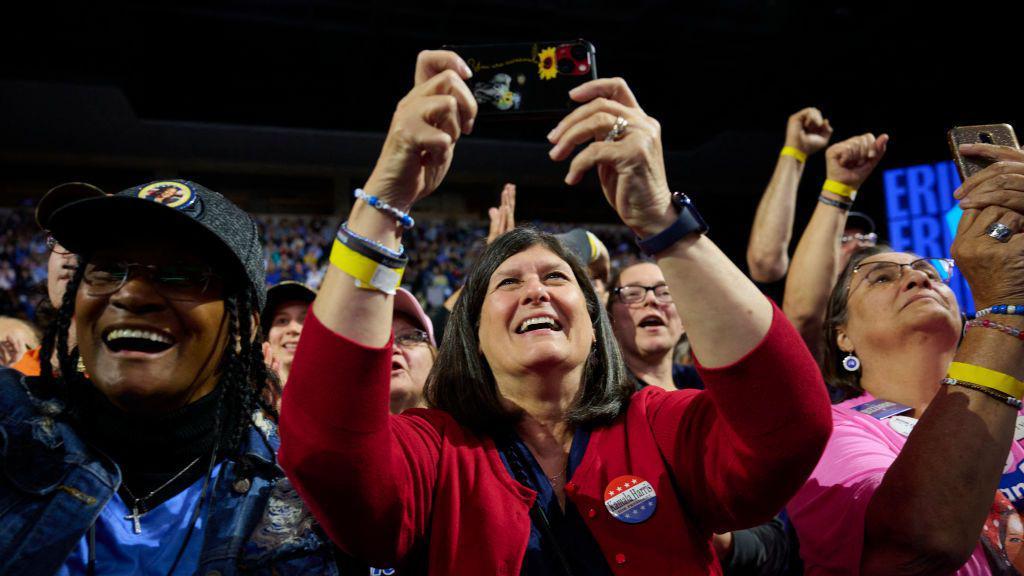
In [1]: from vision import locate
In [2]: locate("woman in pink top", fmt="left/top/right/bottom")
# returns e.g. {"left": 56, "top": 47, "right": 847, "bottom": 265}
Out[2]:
{"left": 788, "top": 143, "right": 1024, "bottom": 575}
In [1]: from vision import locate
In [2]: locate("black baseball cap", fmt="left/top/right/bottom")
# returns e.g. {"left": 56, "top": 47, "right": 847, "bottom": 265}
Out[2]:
{"left": 45, "top": 179, "right": 267, "bottom": 309}
{"left": 36, "top": 182, "right": 106, "bottom": 230}
{"left": 261, "top": 281, "right": 317, "bottom": 334}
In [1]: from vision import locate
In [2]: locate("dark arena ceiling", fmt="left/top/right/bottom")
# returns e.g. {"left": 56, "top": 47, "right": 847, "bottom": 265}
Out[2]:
{"left": 2, "top": 0, "right": 1021, "bottom": 260}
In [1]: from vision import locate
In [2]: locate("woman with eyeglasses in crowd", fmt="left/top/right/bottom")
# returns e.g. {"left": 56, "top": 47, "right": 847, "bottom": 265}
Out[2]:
{"left": 607, "top": 261, "right": 802, "bottom": 576}
{"left": 787, "top": 143, "right": 1024, "bottom": 574}
{"left": 0, "top": 181, "right": 338, "bottom": 574}
{"left": 279, "top": 50, "right": 831, "bottom": 575}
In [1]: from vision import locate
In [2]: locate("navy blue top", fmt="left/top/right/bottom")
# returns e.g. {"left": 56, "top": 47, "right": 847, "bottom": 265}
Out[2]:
{"left": 497, "top": 426, "right": 613, "bottom": 576}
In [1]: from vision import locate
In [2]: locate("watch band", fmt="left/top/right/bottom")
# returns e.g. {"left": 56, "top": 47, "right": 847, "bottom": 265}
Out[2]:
{"left": 635, "top": 192, "right": 708, "bottom": 256}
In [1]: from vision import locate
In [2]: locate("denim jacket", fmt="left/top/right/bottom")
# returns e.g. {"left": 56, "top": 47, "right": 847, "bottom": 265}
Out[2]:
{"left": 0, "top": 368, "right": 339, "bottom": 575}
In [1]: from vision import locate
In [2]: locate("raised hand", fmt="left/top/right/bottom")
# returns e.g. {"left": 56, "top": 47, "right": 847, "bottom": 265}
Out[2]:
{"left": 547, "top": 78, "right": 675, "bottom": 237}
{"left": 362, "top": 50, "right": 478, "bottom": 212}
{"left": 955, "top": 144, "right": 1024, "bottom": 213}
{"left": 825, "top": 132, "right": 890, "bottom": 190}
{"left": 486, "top": 183, "right": 516, "bottom": 244}
{"left": 786, "top": 107, "right": 833, "bottom": 155}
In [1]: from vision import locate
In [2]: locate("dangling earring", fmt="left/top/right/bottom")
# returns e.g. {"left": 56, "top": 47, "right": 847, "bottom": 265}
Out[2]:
{"left": 842, "top": 352, "right": 861, "bottom": 372}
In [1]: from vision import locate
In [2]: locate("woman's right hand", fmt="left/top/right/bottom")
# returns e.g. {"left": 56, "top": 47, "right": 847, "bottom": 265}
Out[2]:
{"left": 362, "top": 50, "right": 478, "bottom": 212}
{"left": 952, "top": 144, "right": 1024, "bottom": 308}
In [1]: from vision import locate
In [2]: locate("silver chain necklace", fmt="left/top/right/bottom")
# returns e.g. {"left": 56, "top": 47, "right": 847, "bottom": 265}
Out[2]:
{"left": 120, "top": 456, "right": 202, "bottom": 534}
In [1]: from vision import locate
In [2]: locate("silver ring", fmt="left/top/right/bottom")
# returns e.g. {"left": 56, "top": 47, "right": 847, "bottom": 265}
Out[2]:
{"left": 604, "top": 116, "right": 629, "bottom": 142}
{"left": 987, "top": 222, "right": 1014, "bottom": 243}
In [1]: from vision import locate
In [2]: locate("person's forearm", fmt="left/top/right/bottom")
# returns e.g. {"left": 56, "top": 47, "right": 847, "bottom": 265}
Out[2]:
{"left": 312, "top": 193, "right": 403, "bottom": 347}
{"left": 862, "top": 321, "right": 1024, "bottom": 574}
{"left": 782, "top": 194, "right": 847, "bottom": 359}
{"left": 746, "top": 155, "right": 805, "bottom": 282}
{"left": 656, "top": 234, "right": 773, "bottom": 368}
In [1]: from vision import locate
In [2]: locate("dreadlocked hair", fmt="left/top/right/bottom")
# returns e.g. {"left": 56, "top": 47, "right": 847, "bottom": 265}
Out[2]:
{"left": 38, "top": 260, "right": 280, "bottom": 460}
{"left": 38, "top": 261, "right": 86, "bottom": 398}
{"left": 215, "top": 287, "right": 280, "bottom": 457}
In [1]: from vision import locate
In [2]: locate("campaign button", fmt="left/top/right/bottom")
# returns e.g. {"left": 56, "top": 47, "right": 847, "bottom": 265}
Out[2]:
{"left": 603, "top": 474, "right": 657, "bottom": 524}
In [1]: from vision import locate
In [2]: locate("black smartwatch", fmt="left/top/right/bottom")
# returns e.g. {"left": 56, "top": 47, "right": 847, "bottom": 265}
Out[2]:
{"left": 635, "top": 191, "right": 709, "bottom": 256}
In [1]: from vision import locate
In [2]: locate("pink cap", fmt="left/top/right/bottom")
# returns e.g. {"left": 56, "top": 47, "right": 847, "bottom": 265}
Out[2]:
{"left": 394, "top": 287, "right": 435, "bottom": 346}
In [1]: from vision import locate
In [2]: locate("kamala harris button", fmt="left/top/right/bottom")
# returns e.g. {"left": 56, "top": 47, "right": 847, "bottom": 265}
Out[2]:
{"left": 603, "top": 475, "right": 657, "bottom": 524}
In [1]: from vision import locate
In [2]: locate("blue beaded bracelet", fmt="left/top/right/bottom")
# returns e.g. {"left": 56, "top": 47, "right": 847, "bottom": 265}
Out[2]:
{"left": 354, "top": 189, "right": 415, "bottom": 229}
{"left": 339, "top": 222, "right": 405, "bottom": 260}
{"left": 970, "top": 304, "right": 1024, "bottom": 320}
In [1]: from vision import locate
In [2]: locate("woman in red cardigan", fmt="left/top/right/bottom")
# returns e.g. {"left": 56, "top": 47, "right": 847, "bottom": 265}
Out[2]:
{"left": 278, "top": 50, "right": 832, "bottom": 575}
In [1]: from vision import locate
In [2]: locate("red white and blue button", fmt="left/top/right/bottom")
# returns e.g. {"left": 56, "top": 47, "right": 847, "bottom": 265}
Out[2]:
{"left": 603, "top": 475, "right": 657, "bottom": 524}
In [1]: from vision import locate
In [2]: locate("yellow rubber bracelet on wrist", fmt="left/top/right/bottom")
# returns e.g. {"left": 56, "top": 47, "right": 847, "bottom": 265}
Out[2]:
{"left": 823, "top": 179, "right": 857, "bottom": 199}
{"left": 780, "top": 146, "right": 808, "bottom": 163}
{"left": 947, "top": 362, "right": 1024, "bottom": 400}
{"left": 329, "top": 238, "right": 404, "bottom": 295}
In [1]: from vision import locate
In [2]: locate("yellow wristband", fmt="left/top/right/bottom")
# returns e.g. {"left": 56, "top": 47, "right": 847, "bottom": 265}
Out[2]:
{"left": 823, "top": 179, "right": 857, "bottom": 199}
{"left": 780, "top": 146, "right": 808, "bottom": 163}
{"left": 329, "top": 239, "right": 404, "bottom": 294}
{"left": 947, "top": 362, "right": 1024, "bottom": 400}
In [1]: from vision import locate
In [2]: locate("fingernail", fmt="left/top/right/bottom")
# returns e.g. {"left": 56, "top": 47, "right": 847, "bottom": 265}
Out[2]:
{"left": 549, "top": 147, "right": 559, "bottom": 159}
{"left": 459, "top": 60, "right": 473, "bottom": 78}
{"left": 467, "top": 118, "right": 475, "bottom": 134}
{"left": 953, "top": 186, "right": 963, "bottom": 198}
{"left": 547, "top": 127, "right": 558, "bottom": 142}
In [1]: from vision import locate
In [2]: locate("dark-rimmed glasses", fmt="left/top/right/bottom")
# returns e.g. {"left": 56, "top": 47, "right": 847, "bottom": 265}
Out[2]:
{"left": 849, "top": 257, "right": 955, "bottom": 293}
{"left": 83, "top": 261, "right": 222, "bottom": 301}
{"left": 612, "top": 284, "right": 672, "bottom": 305}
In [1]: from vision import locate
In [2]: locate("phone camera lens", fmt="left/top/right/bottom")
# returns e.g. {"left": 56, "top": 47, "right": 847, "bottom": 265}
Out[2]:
{"left": 980, "top": 132, "right": 994, "bottom": 144}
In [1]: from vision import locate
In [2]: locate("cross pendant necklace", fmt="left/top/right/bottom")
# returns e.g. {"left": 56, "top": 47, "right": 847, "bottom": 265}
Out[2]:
{"left": 125, "top": 505, "right": 145, "bottom": 535}
{"left": 120, "top": 456, "right": 202, "bottom": 535}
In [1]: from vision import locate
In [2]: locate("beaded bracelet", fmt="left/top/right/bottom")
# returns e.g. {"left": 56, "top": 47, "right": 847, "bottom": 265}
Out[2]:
{"left": 965, "top": 318, "right": 1024, "bottom": 341}
{"left": 354, "top": 189, "right": 415, "bottom": 229}
{"left": 818, "top": 195, "right": 853, "bottom": 211}
{"left": 942, "top": 377, "right": 1023, "bottom": 410}
{"left": 973, "top": 304, "right": 1024, "bottom": 319}
{"left": 339, "top": 222, "right": 405, "bottom": 260}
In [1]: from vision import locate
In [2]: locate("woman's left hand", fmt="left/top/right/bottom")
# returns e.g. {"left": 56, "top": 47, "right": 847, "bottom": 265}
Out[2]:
{"left": 547, "top": 78, "right": 675, "bottom": 237}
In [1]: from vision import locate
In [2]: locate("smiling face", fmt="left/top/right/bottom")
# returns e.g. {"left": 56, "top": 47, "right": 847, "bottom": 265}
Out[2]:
{"left": 267, "top": 300, "right": 307, "bottom": 369}
{"left": 609, "top": 262, "right": 684, "bottom": 363}
{"left": 478, "top": 245, "right": 594, "bottom": 384}
{"left": 837, "top": 252, "right": 961, "bottom": 356}
{"left": 75, "top": 240, "right": 229, "bottom": 414}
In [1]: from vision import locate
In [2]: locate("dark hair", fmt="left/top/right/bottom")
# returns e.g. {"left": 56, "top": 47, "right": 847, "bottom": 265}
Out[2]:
{"left": 821, "top": 244, "right": 892, "bottom": 401}
{"left": 38, "top": 256, "right": 279, "bottom": 458}
{"left": 425, "top": 227, "right": 631, "bottom": 435}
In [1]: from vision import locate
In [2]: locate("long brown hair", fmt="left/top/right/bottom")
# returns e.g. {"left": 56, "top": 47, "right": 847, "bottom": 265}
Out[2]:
{"left": 424, "top": 227, "right": 632, "bottom": 435}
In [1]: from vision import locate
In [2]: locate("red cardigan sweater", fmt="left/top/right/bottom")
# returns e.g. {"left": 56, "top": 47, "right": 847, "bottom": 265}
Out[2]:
{"left": 279, "top": 302, "right": 831, "bottom": 575}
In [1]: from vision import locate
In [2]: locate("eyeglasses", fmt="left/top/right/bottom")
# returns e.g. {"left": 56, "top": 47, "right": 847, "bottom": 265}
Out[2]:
{"left": 612, "top": 284, "right": 672, "bottom": 305}
{"left": 83, "top": 261, "right": 222, "bottom": 301}
{"left": 850, "top": 257, "right": 955, "bottom": 293}
{"left": 46, "top": 235, "right": 72, "bottom": 255}
{"left": 841, "top": 232, "right": 878, "bottom": 246}
{"left": 394, "top": 329, "right": 430, "bottom": 348}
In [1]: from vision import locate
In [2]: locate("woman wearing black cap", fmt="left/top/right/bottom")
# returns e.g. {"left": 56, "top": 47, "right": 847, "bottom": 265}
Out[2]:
{"left": 0, "top": 180, "right": 337, "bottom": 575}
